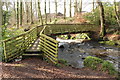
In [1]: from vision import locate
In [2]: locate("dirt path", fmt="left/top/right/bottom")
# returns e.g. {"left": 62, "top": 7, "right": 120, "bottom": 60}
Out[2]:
{"left": 1, "top": 58, "right": 117, "bottom": 79}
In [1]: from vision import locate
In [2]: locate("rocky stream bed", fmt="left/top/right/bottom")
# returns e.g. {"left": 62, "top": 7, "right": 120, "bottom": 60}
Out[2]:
{"left": 57, "top": 38, "right": 120, "bottom": 72}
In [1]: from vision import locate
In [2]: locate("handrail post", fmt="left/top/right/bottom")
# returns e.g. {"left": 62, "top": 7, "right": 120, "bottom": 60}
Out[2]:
{"left": 56, "top": 42, "right": 58, "bottom": 63}
{"left": 23, "top": 34, "right": 26, "bottom": 51}
{"left": 3, "top": 41, "right": 7, "bottom": 62}
{"left": 37, "top": 26, "right": 39, "bottom": 38}
{"left": 43, "top": 35, "right": 45, "bottom": 60}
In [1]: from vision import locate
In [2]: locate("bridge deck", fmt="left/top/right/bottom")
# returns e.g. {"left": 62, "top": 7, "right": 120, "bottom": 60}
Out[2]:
{"left": 25, "top": 38, "right": 41, "bottom": 52}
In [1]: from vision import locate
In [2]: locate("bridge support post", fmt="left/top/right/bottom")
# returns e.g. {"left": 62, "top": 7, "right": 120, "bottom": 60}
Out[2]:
{"left": 37, "top": 26, "right": 39, "bottom": 38}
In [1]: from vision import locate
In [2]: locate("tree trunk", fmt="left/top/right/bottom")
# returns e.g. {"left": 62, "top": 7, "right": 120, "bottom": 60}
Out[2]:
{"left": 26, "top": 2, "right": 29, "bottom": 23}
{"left": 74, "top": 0, "right": 78, "bottom": 15}
{"left": 69, "top": 0, "right": 72, "bottom": 17}
{"left": 35, "top": 0, "right": 38, "bottom": 19}
{"left": 64, "top": 0, "right": 66, "bottom": 19}
{"left": 0, "top": 0, "right": 3, "bottom": 61}
{"left": 119, "top": 1, "right": 120, "bottom": 13}
{"left": 114, "top": 0, "right": 120, "bottom": 27}
{"left": 44, "top": 0, "right": 47, "bottom": 24}
{"left": 38, "top": 0, "right": 43, "bottom": 25}
{"left": 97, "top": 0, "right": 106, "bottom": 37}
{"left": 14, "top": 2, "right": 16, "bottom": 25}
{"left": 16, "top": 0, "right": 19, "bottom": 29}
{"left": 31, "top": 0, "right": 34, "bottom": 24}
{"left": 49, "top": 0, "right": 51, "bottom": 22}
{"left": 20, "top": 0, "right": 23, "bottom": 26}
{"left": 0, "top": 1, "right": 2, "bottom": 26}
{"left": 55, "top": 0, "right": 57, "bottom": 18}
{"left": 93, "top": 0, "right": 94, "bottom": 12}
{"left": 5, "top": 2, "right": 8, "bottom": 11}
{"left": 79, "top": 0, "right": 82, "bottom": 13}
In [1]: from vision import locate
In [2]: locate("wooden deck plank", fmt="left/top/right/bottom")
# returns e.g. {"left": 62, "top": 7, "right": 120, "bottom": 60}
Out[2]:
{"left": 25, "top": 38, "right": 41, "bottom": 52}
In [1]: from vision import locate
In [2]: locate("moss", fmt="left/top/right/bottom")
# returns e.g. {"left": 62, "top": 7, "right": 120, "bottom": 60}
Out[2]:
{"left": 99, "top": 41, "right": 115, "bottom": 46}
{"left": 58, "top": 35, "right": 68, "bottom": 39}
{"left": 58, "top": 59, "right": 70, "bottom": 66}
{"left": 84, "top": 56, "right": 118, "bottom": 75}
{"left": 102, "top": 61, "right": 117, "bottom": 75}
{"left": 84, "top": 56, "right": 103, "bottom": 70}
{"left": 58, "top": 59, "right": 67, "bottom": 64}
{"left": 55, "top": 63, "right": 62, "bottom": 67}
{"left": 105, "top": 41, "right": 115, "bottom": 46}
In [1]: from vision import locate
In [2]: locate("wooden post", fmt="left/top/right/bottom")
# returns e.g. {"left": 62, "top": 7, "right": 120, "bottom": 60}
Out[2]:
{"left": 56, "top": 42, "right": 58, "bottom": 63}
{"left": 23, "top": 34, "right": 26, "bottom": 50}
{"left": 3, "top": 42, "right": 7, "bottom": 62}
{"left": 37, "top": 26, "right": 39, "bottom": 38}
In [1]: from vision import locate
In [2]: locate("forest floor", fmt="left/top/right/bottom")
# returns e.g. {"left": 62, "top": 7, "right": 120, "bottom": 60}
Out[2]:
{"left": 1, "top": 57, "right": 117, "bottom": 79}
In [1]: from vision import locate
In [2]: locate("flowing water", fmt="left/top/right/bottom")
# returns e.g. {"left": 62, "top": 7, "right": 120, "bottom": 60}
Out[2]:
{"left": 58, "top": 40, "right": 120, "bottom": 72}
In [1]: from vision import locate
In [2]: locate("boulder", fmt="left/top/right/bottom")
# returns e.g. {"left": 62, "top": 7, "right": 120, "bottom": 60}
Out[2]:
{"left": 95, "top": 52, "right": 108, "bottom": 57}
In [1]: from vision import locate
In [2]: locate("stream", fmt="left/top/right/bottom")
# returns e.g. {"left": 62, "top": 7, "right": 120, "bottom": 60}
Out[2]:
{"left": 57, "top": 38, "right": 120, "bottom": 72}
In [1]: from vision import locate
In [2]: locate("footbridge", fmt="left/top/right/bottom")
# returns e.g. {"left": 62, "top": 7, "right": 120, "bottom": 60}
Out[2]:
{"left": 2, "top": 24, "right": 99, "bottom": 64}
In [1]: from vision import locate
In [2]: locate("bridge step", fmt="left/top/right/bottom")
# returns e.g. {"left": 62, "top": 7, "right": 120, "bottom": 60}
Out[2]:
{"left": 23, "top": 54, "right": 42, "bottom": 56}
{"left": 24, "top": 50, "right": 43, "bottom": 54}
{"left": 22, "top": 53, "right": 43, "bottom": 59}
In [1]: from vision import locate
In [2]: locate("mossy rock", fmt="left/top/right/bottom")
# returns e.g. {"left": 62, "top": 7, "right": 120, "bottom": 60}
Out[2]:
{"left": 102, "top": 61, "right": 117, "bottom": 75}
{"left": 94, "top": 52, "right": 108, "bottom": 57}
{"left": 105, "top": 41, "right": 115, "bottom": 46}
{"left": 84, "top": 56, "right": 104, "bottom": 70}
{"left": 99, "top": 41, "right": 115, "bottom": 46}
{"left": 84, "top": 56, "right": 118, "bottom": 75}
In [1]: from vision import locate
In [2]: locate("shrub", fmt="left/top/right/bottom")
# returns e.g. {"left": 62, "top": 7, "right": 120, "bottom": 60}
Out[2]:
{"left": 84, "top": 56, "right": 118, "bottom": 75}
{"left": 84, "top": 56, "right": 103, "bottom": 70}
{"left": 58, "top": 59, "right": 67, "bottom": 64}
{"left": 84, "top": 2, "right": 117, "bottom": 25}
{"left": 102, "top": 61, "right": 117, "bottom": 75}
{"left": 75, "top": 33, "right": 91, "bottom": 40}
{"left": 99, "top": 41, "right": 115, "bottom": 46}
{"left": 55, "top": 63, "right": 61, "bottom": 67}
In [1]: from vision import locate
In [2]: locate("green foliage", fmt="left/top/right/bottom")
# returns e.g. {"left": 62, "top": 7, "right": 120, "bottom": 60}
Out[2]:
{"left": 84, "top": 8, "right": 100, "bottom": 25}
{"left": 84, "top": 2, "right": 117, "bottom": 25}
{"left": 58, "top": 35, "right": 68, "bottom": 39}
{"left": 105, "top": 41, "right": 115, "bottom": 45}
{"left": 84, "top": 56, "right": 118, "bottom": 75}
{"left": 103, "top": 3, "right": 116, "bottom": 25}
{"left": 44, "top": 57, "right": 49, "bottom": 62}
{"left": 51, "top": 18, "right": 58, "bottom": 24}
{"left": 2, "top": 10, "right": 11, "bottom": 25}
{"left": 58, "top": 59, "right": 67, "bottom": 64}
{"left": 3, "top": 28, "right": 24, "bottom": 40}
{"left": 84, "top": 56, "right": 103, "bottom": 69}
{"left": 99, "top": 41, "right": 115, "bottom": 46}
{"left": 55, "top": 63, "right": 61, "bottom": 67}
{"left": 75, "top": 33, "right": 91, "bottom": 40}
{"left": 102, "top": 61, "right": 117, "bottom": 75}
{"left": 58, "top": 59, "right": 69, "bottom": 66}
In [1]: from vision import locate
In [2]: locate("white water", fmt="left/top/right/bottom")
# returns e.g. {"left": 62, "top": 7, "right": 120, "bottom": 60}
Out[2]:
{"left": 56, "top": 38, "right": 84, "bottom": 43}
